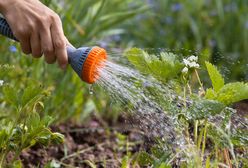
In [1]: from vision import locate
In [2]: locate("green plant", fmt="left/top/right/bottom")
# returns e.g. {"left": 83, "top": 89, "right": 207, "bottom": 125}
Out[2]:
{"left": 0, "top": 82, "right": 64, "bottom": 167}
{"left": 125, "top": 48, "right": 248, "bottom": 167}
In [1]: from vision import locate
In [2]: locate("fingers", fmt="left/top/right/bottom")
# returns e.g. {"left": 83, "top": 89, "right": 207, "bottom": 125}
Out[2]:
{"left": 13, "top": 14, "right": 68, "bottom": 69}
{"left": 30, "top": 32, "right": 42, "bottom": 58}
{"left": 51, "top": 17, "right": 68, "bottom": 69}
{"left": 19, "top": 36, "right": 31, "bottom": 55}
{"left": 40, "top": 25, "right": 56, "bottom": 64}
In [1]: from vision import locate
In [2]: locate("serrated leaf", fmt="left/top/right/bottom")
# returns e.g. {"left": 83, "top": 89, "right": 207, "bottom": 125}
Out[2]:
{"left": 125, "top": 48, "right": 183, "bottom": 82}
{"left": 125, "top": 48, "right": 149, "bottom": 73}
{"left": 205, "top": 61, "right": 225, "bottom": 92}
{"left": 205, "top": 88, "right": 217, "bottom": 99}
{"left": 214, "top": 82, "right": 248, "bottom": 105}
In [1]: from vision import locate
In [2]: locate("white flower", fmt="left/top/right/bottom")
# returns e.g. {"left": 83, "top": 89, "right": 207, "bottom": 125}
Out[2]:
{"left": 187, "top": 55, "right": 198, "bottom": 62}
{"left": 183, "top": 59, "right": 190, "bottom": 66}
{"left": 182, "top": 56, "right": 200, "bottom": 69}
{"left": 188, "top": 62, "right": 200, "bottom": 68}
{"left": 0, "top": 80, "right": 4, "bottom": 86}
{"left": 182, "top": 67, "right": 189, "bottom": 74}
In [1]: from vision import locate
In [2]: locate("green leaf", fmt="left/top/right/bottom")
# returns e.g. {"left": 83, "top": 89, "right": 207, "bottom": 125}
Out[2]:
{"left": 137, "top": 151, "right": 154, "bottom": 166}
{"left": 205, "top": 156, "right": 210, "bottom": 168}
{"left": 121, "top": 156, "right": 129, "bottom": 168}
{"left": 125, "top": 48, "right": 149, "bottom": 73}
{"left": 158, "top": 163, "right": 171, "bottom": 168}
{"left": 22, "top": 85, "right": 42, "bottom": 107}
{"left": 51, "top": 132, "right": 64, "bottom": 144}
{"left": 27, "top": 112, "right": 41, "bottom": 129}
{"left": 205, "top": 88, "right": 217, "bottom": 99}
{"left": 125, "top": 48, "right": 183, "bottom": 82}
{"left": 3, "top": 86, "right": 20, "bottom": 108}
{"left": 12, "top": 160, "right": 23, "bottom": 168}
{"left": 0, "top": 130, "right": 8, "bottom": 147}
{"left": 205, "top": 61, "right": 225, "bottom": 92}
{"left": 214, "top": 82, "right": 248, "bottom": 105}
{"left": 187, "top": 99, "right": 225, "bottom": 119}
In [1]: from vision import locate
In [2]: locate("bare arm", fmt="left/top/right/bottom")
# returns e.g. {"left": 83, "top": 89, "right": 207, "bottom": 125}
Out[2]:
{"left": 0, "top": 0, "right": 68, "bottom": 69}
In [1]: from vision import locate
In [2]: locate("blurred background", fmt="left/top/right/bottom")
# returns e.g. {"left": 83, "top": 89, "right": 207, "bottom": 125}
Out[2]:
{"left": 0, "top": 0, "right": 247, "bottom": 124}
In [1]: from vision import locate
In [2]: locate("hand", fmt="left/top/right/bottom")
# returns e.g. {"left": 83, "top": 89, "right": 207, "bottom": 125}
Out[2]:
{"left": 0, "top": 0, "right": 68, "bottom": 69}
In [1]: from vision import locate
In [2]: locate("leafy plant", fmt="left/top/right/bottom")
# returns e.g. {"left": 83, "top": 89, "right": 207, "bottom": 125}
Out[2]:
{"left": 205, "top": 61, "right": 248, "bottom": 105}
{"left": 125, "top": 48, "right": 248, "bottom": 167}
{"left": 125, "top": 48, "right": 183, "bottom": 82}
{"left": 0, "top": 83, "right": 64, "bottom": 167}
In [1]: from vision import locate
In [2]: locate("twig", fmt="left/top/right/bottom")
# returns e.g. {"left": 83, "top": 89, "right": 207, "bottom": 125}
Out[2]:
{"left": 61, "top": 142, "right": 106, "bottom": 161}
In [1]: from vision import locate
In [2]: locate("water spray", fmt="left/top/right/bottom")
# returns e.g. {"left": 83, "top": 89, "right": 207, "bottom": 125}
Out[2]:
{"left": 0, "top": 17, "right": 107, "bottom": 84}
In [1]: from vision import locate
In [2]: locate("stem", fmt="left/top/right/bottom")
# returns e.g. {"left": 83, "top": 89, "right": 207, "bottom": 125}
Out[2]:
{"left": 194, "top": 120, "right": 198, "bottom": 145}
{"left": 183, "top": 86, "right": 187, "bottom": 107}
{"left": 187, "top": 82, "right": 192, "bottom": 95}
{"left": 0, "top": 152, "right": 7, "bottom": 168}
{"left": 201, "top": 119, "right": 208, "bottom": 161}
{"left": 194, "top": 69, "right": 205, "bottom": 95}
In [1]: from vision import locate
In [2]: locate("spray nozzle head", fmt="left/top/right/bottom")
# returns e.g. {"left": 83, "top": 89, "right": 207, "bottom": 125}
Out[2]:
{"left": 67, "top": 46, "right": 107, "bottom": 84}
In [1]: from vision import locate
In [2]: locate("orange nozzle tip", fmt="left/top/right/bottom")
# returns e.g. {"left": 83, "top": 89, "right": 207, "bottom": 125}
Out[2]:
{"left": 81, "top": 47, "right": 107, "bottom": 84}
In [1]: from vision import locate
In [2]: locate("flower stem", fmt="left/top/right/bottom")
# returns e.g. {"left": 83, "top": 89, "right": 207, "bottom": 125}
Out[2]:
{"left": 201, "top": 119, "right": 208, "bottom": 161}
{"left": 194, "top": 69, "right": 205, "bottom": 95}
{"left": 194, "top": 120, "right": 198, "bottom": 144}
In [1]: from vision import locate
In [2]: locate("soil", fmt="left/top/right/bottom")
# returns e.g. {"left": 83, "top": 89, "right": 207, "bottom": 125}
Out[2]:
{"left": 19, "top": 116, "right": 149, "bottom": 168}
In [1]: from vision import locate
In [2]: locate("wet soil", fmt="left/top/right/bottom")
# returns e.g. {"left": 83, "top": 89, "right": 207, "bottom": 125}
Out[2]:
{"left": 19, "top": 116, "right": 148, "bottom": 168}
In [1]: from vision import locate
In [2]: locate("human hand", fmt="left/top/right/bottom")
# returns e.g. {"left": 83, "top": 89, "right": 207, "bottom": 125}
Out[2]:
{"left": 0, "top": 0, "right": 68, "bottom": 69}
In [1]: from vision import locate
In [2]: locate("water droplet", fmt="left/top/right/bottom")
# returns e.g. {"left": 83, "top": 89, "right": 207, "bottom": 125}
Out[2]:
{"left": 89, "top": 85, "right": 94, "bottom": 95}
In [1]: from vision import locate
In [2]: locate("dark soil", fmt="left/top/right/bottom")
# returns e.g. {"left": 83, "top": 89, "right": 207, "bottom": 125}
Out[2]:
{"left": 20, "top": 116, "right": 148, "bottom": 168}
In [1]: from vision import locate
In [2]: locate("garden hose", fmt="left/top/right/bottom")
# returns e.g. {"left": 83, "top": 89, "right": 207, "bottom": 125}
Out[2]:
{"left": 0, "top": 17, "right": 107, "bottom": 84}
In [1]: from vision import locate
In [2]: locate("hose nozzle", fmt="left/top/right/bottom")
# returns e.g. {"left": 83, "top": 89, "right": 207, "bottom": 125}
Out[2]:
{"left": 67, "top": 46, "right": 107, "bottom": 84}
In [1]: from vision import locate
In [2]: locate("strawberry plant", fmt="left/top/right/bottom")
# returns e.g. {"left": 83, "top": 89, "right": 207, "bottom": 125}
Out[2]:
{"left": 125, "top": 48, "right": 248, "bottom": 167}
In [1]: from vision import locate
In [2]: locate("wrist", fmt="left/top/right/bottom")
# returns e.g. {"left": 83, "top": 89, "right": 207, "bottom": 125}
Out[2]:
{"left": 0, "top": 0, "right": 17, "bottom": 14}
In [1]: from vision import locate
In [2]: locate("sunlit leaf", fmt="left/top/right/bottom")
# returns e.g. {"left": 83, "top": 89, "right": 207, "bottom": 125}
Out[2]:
{"left": 205, "top": 61, "right": 225, "bottom": 92}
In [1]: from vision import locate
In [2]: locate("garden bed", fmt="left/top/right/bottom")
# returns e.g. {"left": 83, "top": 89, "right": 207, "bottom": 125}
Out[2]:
{"left": 19, "top": 116, "right": 148, "bottom": 168}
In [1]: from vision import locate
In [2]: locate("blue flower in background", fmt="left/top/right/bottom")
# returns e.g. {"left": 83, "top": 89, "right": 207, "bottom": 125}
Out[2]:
{"left": 245, "top": 21, "right": 248, "bottom": 29}
{"left": 171, "top": 3, "right": 183, "bottom": 12}
{"left": 9, "top": 45, "right": 17, "bottom": 53}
